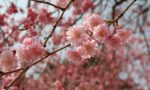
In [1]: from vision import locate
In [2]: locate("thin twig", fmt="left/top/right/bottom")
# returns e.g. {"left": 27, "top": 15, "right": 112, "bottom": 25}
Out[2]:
{"left": 43, "top": 0, "right": 75, "bottom": 47}
{"left": 32, "top": 44, "right": 71, "bottom": 66}
{"left": 106, "top": 0, "right": 136, "bottom": 25}
{"left": 1, "top": 68, "right": 24, "bottom": 76}
{"left": 0, "top": 19, "right": 27, "bottom": 46}
{"left": 112, "top": 0, "right": 125, "bottom": 19}
{"left": 115, "top": 0, "right": 136, "bottom": 21}
{"left": 31, "top": 0, "right": 64, "bottom": 10}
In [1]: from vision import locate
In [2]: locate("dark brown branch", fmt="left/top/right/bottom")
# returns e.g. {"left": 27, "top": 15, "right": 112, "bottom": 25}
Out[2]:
{"left": 31, "top": 0, "right": 64, "bottom": 10}
{"left": 112, "top": 0, "right": 125, "bottom": 19}
{"left": 1, "top": 68, "right": 24, "bottom": 76}
{"left": 0, "top": 31, "right": 14, "bottom": 46}
{"left": 4, "top": 65, "right": 29, "bottom": 90}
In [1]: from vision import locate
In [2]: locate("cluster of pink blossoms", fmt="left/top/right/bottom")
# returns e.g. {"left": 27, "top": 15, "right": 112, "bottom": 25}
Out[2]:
{"left": 0, "top": 38, "right": 44, "bottom": 72}
{"left": 6, "top": 3, "right": 18, "bottom": 15}
{"left": 66, "top": 13, "right": 132, "bottom": 63}
{"left": 16, "top": 38, "right": 45, "bottom": 63}
{"left": 56, "top": 0, "right": 94, "bottom": 15}
{"left": 24, "top": 8, "right": 54, "bottom": 37}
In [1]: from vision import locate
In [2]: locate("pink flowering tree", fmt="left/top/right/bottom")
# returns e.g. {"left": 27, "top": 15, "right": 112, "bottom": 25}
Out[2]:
{"left": 0, "top": 0, "right": 150, "bottom": 90}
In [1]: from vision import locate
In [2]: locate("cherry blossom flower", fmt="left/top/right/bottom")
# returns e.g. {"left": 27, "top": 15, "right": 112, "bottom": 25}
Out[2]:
{"left": 28, "top": 28, "right": 37, "bottom": 37}
{"left": 6, "top": 3, "right": 18, "bottom": 15}
{"left": 67, "top": 50, "right": 82, "bottom": 64}
{"left": 55, "top": 80, "right": 64, "bottom": 90}
{"left": 52, "top": 33, "right": 63, "bottom": 46}
{"left": 37, "top": 9, "right": 53, "bottom": 25}
{"left": 0, "top": 50, "right": 17, "bottom": 71}
{"left": 16, "top": 38, "right": 44, "bottom": 63}
{"left": 82, "top": 0, "right": 95, "bottom": 11}
{"left": 83, "top": 13, "right": 104, "bottom": 30}
{"left": 27, "top": 8, "right": 38, "bottom": 22}
{"left": 56, "top": 0, "right": 68, "bottom": 8}
{"left": 77, "top": 40, "right": 98, "bottom": 59}
{"left": 115, "top": 29, "right": 132, "bottom": 42}
{"left": 73, "top": 0, "right": 94, "bottom": 15}
{"left": 66, "top": 25, "right": 88, "bottom": 45}
{"left": 24, "top": 8, "right": 37, "bottom": 29}
{"left": 93, "top": 24, "right": 108, "bottom": 42}
{"left": 0, "top": 14, "right": 7, "bottom": 26}
{"left": 104, "top": 35, "right": 122, "bottom": 50}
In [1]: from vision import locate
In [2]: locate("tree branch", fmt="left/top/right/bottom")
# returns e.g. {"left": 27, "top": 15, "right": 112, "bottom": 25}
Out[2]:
{"left": 43, "top": 0, "right": 75, "bottom": 47}
{"left": 106, "top": 0, "right": 136, "bottom": 25}
{"left": 31, "top": 0, "right": 64, "bottom": 10}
